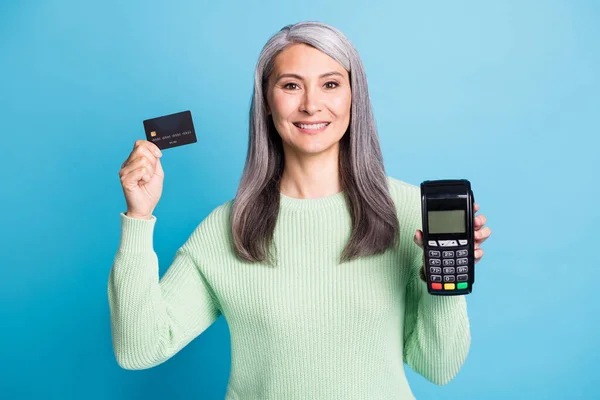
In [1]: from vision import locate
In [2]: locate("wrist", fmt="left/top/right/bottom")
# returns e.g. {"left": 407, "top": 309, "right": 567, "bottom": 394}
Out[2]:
{"left": 125, "top": 212, "right": 153, "bottom": 220}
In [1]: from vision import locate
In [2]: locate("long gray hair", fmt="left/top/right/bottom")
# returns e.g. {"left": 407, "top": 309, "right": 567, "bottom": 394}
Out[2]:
{"left": 231, "top": 21, "right": 399, "bottom": 266}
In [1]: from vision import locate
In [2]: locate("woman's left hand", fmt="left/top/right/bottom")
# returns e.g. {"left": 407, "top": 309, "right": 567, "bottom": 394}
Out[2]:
{"left": 413, "top": 202, "right": 491, "bottom": 264}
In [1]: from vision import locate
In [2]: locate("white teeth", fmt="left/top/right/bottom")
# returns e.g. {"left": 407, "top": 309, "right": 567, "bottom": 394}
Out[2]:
{"left": 296, "top": 123, "right": 329, "bottom": 130}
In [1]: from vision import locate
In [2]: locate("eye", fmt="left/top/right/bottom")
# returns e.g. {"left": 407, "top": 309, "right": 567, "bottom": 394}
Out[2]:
{"left": 283, "top": 83, "right": 299, "bottom": 90}
{"left": 325, "top": 81, "right": 339, "bottom": 89}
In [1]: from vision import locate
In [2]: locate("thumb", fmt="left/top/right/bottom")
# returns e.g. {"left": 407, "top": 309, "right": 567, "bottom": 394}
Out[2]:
{"left": 414, "top": 229, "right": 424, "bottom": 248}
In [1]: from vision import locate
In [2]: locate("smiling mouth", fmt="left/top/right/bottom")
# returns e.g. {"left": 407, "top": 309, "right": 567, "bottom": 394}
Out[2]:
{"left": 293, "top": 122, "right": 330, "bottom": 130}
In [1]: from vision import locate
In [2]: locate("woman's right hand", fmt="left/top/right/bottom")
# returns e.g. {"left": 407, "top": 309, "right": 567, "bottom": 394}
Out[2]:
{"left": 119, "top": 140, "right": 164, "bottom": 219}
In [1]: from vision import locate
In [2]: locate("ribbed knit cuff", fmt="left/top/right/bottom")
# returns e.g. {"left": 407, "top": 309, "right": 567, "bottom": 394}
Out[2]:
{"left": 118, "top": 212, "right": 157, "bottom": 253}
{"left": 419, "top": 279, "right": 466, "bottom": 311}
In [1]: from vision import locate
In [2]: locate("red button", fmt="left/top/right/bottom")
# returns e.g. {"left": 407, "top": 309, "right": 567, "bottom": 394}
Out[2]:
{"left": 431, "top": 283, "right": 442, "bottom": 290}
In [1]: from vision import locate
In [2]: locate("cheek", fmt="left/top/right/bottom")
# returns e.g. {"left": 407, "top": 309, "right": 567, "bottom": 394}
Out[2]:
{"left": 269, "top": 94, "right": 293, "bottom": 135}
{"left": 271, "top": 91, "right": 298, "bottom": 116}
{"left": 331, "top": 91, "right": 352, "bottom": 117}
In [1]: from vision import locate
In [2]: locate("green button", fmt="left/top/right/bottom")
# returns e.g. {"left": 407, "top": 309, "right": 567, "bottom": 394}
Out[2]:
{"left": 457, "top": 282, "right": 468, "bottom": 289}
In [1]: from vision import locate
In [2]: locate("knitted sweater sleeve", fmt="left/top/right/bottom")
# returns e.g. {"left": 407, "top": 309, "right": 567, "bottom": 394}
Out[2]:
{"left": 401, "top": 187, "right": 471, "bottom": 385}
{"left": 107, "top": 213, "right": 221, "bottom": 370}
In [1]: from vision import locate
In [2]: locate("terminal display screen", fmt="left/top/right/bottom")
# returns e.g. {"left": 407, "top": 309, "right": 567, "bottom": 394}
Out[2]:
{"left": 427, "top": 210, "right": 465, "bottom": 234}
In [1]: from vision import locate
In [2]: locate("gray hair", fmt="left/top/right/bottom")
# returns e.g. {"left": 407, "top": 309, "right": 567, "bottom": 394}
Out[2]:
{"left": 231, "top": 21, "right": 399, "bottom": 266}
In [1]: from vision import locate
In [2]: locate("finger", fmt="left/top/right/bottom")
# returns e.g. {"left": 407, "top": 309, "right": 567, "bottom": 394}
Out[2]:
{"left": 132, "top": 143, "right": 159, "bottom": 165}
{"left": 475, "top": 227, "right": 492, "bottom": 247}
{"left": 121, "top": 147, "right": 157, "bottom": 172}
{"left": 144, "top": 141, "right": 162, "bottom": 158}
{"left": 133, "top": 139, "right": 161, "bottom": 155}
{"left": 475, "top": 226, "right": 491, "bottom": 240}
{"left": 122, "top": 141, "right": 161, "bottom": 169}
{"left": 122, "top": 139, "right": 146, "bottom": 168}
{"left": 120, "top": 155, "right": 155, "bottom": 179}
{"left": 121, "top": 166, "right": 152, "bottom": 188}
{"left": 120, "top": 155, "right": 151, "bottom": 177}
{"left": 474, "top": 202, "right": 480, "bottom": 213}
{"left": 122, "top": 163, "right": 152, "bottom": 185}
{"left": 155, "top": 156, "right": 164, "bottom": 176}
{"left": 474, "top": 248, "right": 484, "bottom": 264}
{"left": 475, "top": 214, "right": 487, "bottom": 228}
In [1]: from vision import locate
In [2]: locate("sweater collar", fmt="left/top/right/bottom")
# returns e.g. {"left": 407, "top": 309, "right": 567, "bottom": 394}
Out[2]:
{"left": 279, "top": 190, "right": 347, "bottom": 211}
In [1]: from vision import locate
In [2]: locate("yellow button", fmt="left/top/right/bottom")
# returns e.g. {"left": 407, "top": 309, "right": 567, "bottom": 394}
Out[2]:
{"left": 444, "top": 283, "right": 455, "bottom": 290}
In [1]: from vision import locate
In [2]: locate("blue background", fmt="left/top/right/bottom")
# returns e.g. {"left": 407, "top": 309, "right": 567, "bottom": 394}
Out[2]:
{"left": 1, "top": 0, "right": 598, "bottom": 398}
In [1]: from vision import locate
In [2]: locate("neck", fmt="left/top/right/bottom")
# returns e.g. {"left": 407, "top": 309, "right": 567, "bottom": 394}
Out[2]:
{"left": 279, "top": 147, "right": 342, "bottom": 199}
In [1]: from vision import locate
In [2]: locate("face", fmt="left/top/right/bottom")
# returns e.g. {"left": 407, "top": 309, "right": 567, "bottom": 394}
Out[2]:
{"left": 266, "top": 43, "right": 351, "bottom": 158}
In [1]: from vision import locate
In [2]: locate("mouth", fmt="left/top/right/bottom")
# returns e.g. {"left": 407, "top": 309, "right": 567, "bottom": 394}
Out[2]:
{"left": 293, "top": 122, "right": 330, "bottom": 134}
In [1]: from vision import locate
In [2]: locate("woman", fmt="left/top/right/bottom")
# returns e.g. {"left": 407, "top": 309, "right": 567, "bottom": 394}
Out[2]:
{"left": 111, "top": 21, "right": 491, "bottom": 399}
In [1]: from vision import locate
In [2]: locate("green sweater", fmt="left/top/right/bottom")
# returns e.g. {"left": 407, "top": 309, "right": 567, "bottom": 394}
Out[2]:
{"left": 108, "top": 176, "right": 470, "bottom": 399}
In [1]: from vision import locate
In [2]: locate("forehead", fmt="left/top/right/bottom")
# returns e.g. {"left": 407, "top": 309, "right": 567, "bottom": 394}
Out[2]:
{"left": 272, "top": 43, "right": 347, "bottom": 77}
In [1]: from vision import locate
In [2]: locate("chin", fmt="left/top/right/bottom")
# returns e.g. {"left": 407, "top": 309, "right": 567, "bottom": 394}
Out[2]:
{"left": 291, "top": 140, "right": 340, "bottom": 155}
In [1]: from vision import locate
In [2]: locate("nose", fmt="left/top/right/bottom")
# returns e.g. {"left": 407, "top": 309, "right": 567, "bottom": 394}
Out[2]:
{"left": 299, "top": 85, "right": 322, "bottom": 114}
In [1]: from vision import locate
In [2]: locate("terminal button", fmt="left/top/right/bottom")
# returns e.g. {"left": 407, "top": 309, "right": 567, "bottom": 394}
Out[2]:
{"left": 429, "top": 266, "right": 442, "bottom": 274}
{"left": 442, "top": 251, "right": 455, "bottom": 258}
{"left": 428, "top": 259, "right": 441, "bottom": 266}
{"left": 438, "top": 240, "right": 459, "bottom": 247}
{"left": 443, "top": 267, "right": 455, "bottom": 274}
{"left": 443, "top": 259, "right": 455, "bottom": 267}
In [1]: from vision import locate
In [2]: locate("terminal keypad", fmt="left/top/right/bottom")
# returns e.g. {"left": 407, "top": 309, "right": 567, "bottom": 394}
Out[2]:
{"left": 426, "top": 239, "right": 470, "bottom": 291}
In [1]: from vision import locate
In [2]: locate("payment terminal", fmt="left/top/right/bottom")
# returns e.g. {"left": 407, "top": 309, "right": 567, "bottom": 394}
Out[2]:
{"left": 421, "top": 179, "right": 475, "bottom": 295}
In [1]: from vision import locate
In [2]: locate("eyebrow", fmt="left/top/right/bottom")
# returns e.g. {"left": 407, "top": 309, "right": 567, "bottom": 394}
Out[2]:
{"left": 275, "top": 71, "right": 345, "bottom": 82}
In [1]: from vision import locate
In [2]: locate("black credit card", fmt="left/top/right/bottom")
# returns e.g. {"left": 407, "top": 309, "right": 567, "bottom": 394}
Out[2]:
{"left": 143, "top": 110, "right": 197, "bottom": 150}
